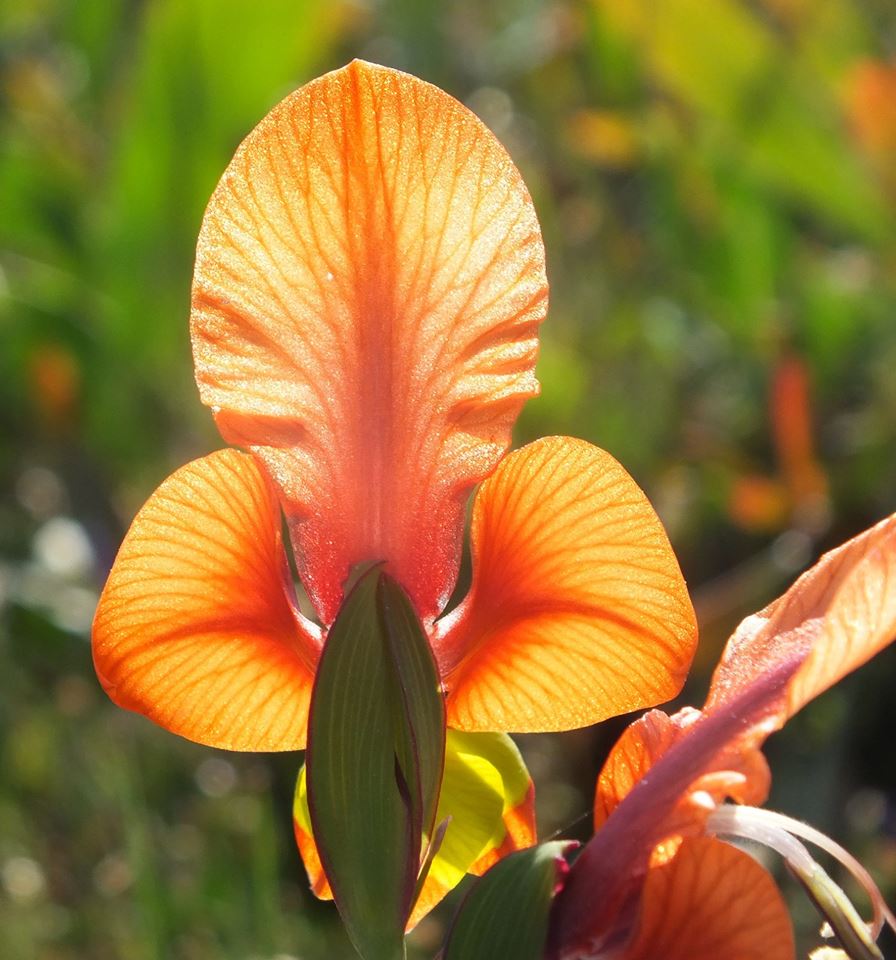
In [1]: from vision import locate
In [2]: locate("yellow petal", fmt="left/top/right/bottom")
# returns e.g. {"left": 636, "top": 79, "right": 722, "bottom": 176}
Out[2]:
{"left": 293, "top": 729, "right": 536, "bottom": 929}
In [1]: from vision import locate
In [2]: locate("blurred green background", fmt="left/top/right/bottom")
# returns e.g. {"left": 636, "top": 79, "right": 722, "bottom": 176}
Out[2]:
{"left": 2, "top": 0, "right": 896, "bottom": 956}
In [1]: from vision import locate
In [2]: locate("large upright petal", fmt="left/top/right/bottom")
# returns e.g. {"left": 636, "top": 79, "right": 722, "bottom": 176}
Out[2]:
{"left": 92, "top": 450, "right": 320, "bottom": 751}
{"left": 191, "top": 60, "right": 547, "bottom": 625}
{"left": 437, "top": 437, "right": 697, "bottom": 732}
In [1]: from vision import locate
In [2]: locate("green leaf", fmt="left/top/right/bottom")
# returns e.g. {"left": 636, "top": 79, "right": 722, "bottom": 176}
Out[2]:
{"left": 442, "top": 842, "right": 575, "bottom": 960}
{"left": 378, "top": 573, "right": 446, "bottom": 861}
{"left": 413, "top": 816, "right": 451, "bottom": 908}
{"left": 293, "top": 729, "right": 536, "bottom": 927}
{"left": 305, "top": 567, "right": 445, "bottom": 960}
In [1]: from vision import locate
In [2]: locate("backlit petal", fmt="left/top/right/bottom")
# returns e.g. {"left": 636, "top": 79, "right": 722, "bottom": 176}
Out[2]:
{"left": 293, "top": 764, "right": 333, "bottom": 901}
{"left": 408, "top": 730, "right": 536, "bottom": 929}
{"left": 438, "top": 437, "right": 697, "bottom": 732}
{"left": 594, "top": 709, "right": 684, "bottom": 828}
{"left": 624, "top": 837, "right": 795, "bottom": 960}
{"left": 591, "top": 514, "right": 896, "bottom": 869}
{"left": 92, "top": 450, "right": 320, "bottom": 751}
{"left": 191, "top": 60, "right": 547, "bottom": 625}
{"left": 546, "top": 660, "right": 799, "bottom": 960}
{"left": 594, "top": 707, "right": 770, "bottom": 830}
{"left": 447, "top": 730, "right": 536, "bottom": 880}
{"left": 552, "top": 517, "right": 896, "bottom": 959}
{"left": 707, "top": 513, "right": 896, "bottom": 725}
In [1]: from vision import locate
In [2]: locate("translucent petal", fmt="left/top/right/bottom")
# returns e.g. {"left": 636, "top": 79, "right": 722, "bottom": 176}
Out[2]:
{"left": 708, "top": 513, "right": 896, "bottom": 725}
{"left": 438, "top": 437, "right": 697, "bottom": 732}
{"left": 624, "top": 838, "right": 794, "bottom": 960}
{"left": 93, "top": 450, "right": 320, "bottom": 751}
{"left": 191, "top": 60, "right": 547, "bottom": 625}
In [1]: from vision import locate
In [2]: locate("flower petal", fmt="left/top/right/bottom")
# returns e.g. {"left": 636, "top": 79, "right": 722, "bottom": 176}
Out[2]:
{"left": 92, "top": 450, "right": 320, "bottom": 751}
{"left": 191, "top": 60, "right": 547, "bottom": 626}
{"left": 546, "top": 659, "right": 800, "bottom": 960}
{"left": 594, "top": 707, "right": 771, "bottom": 831}
{"left": 707, "top": 513, "right": 896, "bottom": 725}
{"left": 293, "top": 729, "right": 535, "bottom": 930}
{"left": 551, "top": 516, "right": 896, "bottom": 960}
{"left": 293, "top": 765, "right": 334, "bottom": 901}
{"left": 593, "top": 709, "right": 685, "bottom": 829}
{"left": 437, "top": 731, "right": 536, "bottom": 883}
{"left": 437, "top": 437, "right": 697, "bottom": 732}
{"left": 408, "top": 730, "right": 536, "bottom": 929}
{"left": 623, "top": 837, "right": 795, "bottom": 960}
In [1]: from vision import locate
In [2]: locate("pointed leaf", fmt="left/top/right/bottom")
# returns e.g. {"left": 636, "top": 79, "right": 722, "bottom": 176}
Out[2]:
{"left": 296, "top": 729, "right": 536, "bottom": 929}
{"left": 413, "top": 817, "right": 451, "bottom": 911}
{"left": 305, "top": 566, "right": 445, "bottom": 959}
{"left": 442, "top": 841, "right": 574, "bottom": 960}
{"left": 379, "top": 573, "right": 446, "bottom": 854}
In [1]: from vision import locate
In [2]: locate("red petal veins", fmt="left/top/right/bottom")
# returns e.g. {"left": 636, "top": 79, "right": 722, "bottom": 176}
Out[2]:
{"left": 92, "top": 450, "right": 320, "bottom": 751}
{"left": 438, "top": 437, "right": 697, "bottom": 733}
{"left": 623, "top": 837, "right": 794, "bottom": 960}
{"left": 191, "top": 60, "right": 547, "bottom": 625}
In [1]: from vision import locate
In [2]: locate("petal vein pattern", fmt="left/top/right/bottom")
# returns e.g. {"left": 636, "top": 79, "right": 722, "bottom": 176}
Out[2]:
{"left": 92, "top": 450, "right": 320, "bottom": 751}
{"left": 438, "top": 437, "right": 697, "bottom": 732}
{"left": 191, "top": 60, "right": 548, "bottom": 625}
{"left": 623, "top": 837, "right": 794, "bottom": 960}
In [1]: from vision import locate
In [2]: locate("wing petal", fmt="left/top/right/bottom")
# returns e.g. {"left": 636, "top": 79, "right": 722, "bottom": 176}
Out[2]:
{"left": 438, "top": 437, "right": 697, "bottom": 732}
{"left": 92, "top": 450, "right": 319, "bottom": 751}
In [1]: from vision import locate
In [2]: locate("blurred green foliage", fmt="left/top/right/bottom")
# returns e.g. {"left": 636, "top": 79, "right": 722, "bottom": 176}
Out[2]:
{"left": 2, "top": 0, "right": 895, "bottom": 957}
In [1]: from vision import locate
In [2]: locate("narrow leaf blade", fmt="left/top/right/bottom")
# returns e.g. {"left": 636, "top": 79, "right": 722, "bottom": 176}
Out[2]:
{"left": 305, "top": 569, "right": 407, "bottom": 960}
{"left": 306, "top": 567, "right": 446, "bottom": 959}
{"left": 379, "top": 573, "right": 446, "bottom": 860}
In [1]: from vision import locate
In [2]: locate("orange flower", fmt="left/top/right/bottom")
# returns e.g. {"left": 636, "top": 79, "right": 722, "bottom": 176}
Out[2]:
{"left": 547, "top": 514, "right": 896, "bottom": 960}
{"left": 92, "top": 61, "right": 696, "bottom": 914}
{"left": 728, "top": 352, "right": 829, "bottom": 534}
{"left": 846, "top": 59, "right": 896, "bottom": 159}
